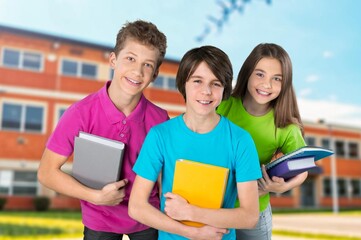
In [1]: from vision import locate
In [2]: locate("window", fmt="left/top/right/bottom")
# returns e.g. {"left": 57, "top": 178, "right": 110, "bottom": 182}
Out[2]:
{"left": 348, "top": 142, "right": 359, "bottom": 158}
{"left": 2, "top": 48, "right": 42, "bottom": 71}
{"left": 323, "top": 178, "right": 331, "bottom": 197}
{"left": 61, "top": 59, "right": 98, "bottom": 79}
{"left": 152, "top": 75, "right": 177, "bottom": 90}
{"left": 337, "top": 179, "right": 347, "bottom": 197}
{"left": 1, "top": 102, "right": 44, "bottom": 133}
{"left": 25, "top": 106, "right": 43, "bottom": 131}
{"left": 321, "top": 138, "right": 330, "bottom": 149}
{"left": 53, "top": 105, "right": 69, "bottom": 130}
{"left": 305, "top": 137, "right": 316, "bottom": 146}
{"left": 335, "top": 141, "right": 345, "bottom": 157}
{"left": 109, "top": 68, "right": 114, "bottom": 80}
{"left": 59, "top": 108, "right": 66, "bottom": 119}
{"left": 0, "top": 170, "right": 38, "bottom": 196}
{"left": 23, "top": 52, "right": 42, "bottom": 70}
{"left": 2, "top": 103, "right": 21, "bottom": 129}
{"left": 153, "top": 76, "right": 165, "bottom": 88}
{"left": 351, "top": 179, "right": 361, "bottom": 197}
{"left": 3, "top": 49, "right": 19, "bottom": 67}
{"left": 0, "top": 170, "right": 12, "bottom": 194}
{"left": 82, "top": 63, "right": 97, "bottom": 78}
{"left": 168, "top": 77, "right": 177, "bottom": 90}
{"left": 62, "top": 59, "right": 77, "bottom": 76}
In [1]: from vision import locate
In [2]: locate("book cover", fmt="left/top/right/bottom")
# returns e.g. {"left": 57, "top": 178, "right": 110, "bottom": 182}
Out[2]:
{"left": 266, "top": 146, "right": 333, "bottom": 169}
{"left": 267, "top": 156, "right": 316, "bottom": 180}
{"left": 266, "top": 146, "right": 333, "bottom": 180}
{"left": 72, "top": 132, "right": 125, "bottom": 190}
{"left": 172, "top": 159, "right": 229, "bottom": 227}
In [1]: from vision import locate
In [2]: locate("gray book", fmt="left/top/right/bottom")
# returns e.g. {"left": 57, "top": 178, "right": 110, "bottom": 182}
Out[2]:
{"left": 72, "top": 131, "right": 125, "bottom": 190}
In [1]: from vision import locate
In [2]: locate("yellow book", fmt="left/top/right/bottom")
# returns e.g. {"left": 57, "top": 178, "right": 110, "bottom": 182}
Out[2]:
{"left": 172, "top": 159, "right": 229, "bottom": 227}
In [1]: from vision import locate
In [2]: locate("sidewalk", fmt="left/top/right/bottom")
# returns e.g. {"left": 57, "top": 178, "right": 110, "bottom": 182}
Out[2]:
{"left": 272, "top": 213, "right": 361, "bottom": 239}
{"left": 63, "top": 213, "right": 361, "bottom": 240}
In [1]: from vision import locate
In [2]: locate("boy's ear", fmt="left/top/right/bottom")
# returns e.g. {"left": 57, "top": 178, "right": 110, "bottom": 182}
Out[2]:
{"left": 109, "top": 52, "right": 116, "bottom": 68}
{"left": 152, "top": 69, "right": 159, "bottom": 82}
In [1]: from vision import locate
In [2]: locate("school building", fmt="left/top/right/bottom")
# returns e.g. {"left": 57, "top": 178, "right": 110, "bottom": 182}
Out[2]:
{"left": 0, "top": 24, "right": 360, "bottom": 210}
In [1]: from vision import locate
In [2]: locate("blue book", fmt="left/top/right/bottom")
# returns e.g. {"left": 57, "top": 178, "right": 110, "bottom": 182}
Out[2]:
{"left": 265, "top": 146, "right": 334, "bottom": 180}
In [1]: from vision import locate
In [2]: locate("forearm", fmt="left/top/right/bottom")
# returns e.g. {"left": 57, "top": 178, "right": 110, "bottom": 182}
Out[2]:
{"left": 188, "top": 204, "right": 259, "bottom": 229}
{"left": 38, "top": 149, "right": 98, "bottom": 204}
{"left": 38, "top": 164, "right": 97, "bottom": 203}
{"left": 129, "top": 176, "right": 201, "bottom": 238}
{"left": 129, "top": 199, "right": 198, "bottom": 238}
{"left": 183, "top": 181, "right": 259, "bottom": 229}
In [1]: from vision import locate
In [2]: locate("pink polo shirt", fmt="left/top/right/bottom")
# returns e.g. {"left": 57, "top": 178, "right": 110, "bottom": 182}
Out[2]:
{"left": 46, "top": 81, "right": 169, "bottom": 234}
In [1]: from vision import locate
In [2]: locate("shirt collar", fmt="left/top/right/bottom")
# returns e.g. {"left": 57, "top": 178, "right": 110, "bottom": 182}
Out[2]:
{"left": 99, "top": 81, "right": 146, "bottom": 124}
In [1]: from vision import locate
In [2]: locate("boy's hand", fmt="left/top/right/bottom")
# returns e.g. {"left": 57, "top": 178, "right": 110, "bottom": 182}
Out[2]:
{"left": 191, "top": 225, "right": 229, "bottom": 240}
{"left": 94, "top": 179, "right": 128, "bottom": 206}
{"left": 164, "top": 192, "right": 189, "bottom": 221}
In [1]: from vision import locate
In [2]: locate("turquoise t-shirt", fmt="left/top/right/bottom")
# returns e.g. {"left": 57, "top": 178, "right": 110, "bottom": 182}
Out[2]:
{"left": 133, "top": 115, "right": 262, "bottom": 240}
{"left": 217, "top": 96, "right": 306, "bottom": 211}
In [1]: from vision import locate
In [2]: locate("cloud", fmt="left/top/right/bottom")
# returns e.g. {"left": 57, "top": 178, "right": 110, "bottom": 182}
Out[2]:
{"left": 298, "top": 88, "right": 313, "bottom": 97}
{"left": 305, "top": 74, "right": 320, "bottom": 83}
{"left": 323, "top": 50, "right": 334, "bottom": 59}
{"left": 298, "top": 98, "right": 361, "bottom": 128}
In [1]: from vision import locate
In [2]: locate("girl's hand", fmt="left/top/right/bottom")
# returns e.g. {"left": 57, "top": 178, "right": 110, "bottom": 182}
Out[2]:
{"left": 257, "top": 165, "right": 286, "bottom": 195}
{"left": 164, "top": 192, "right": 190, "bottom": 221}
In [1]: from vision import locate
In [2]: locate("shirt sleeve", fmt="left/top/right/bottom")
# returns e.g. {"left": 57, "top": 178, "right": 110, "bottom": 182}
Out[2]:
{"left": 235, "top": 130, "right": 262, "bottom": 182}
{"left": 46, "top": 104, "right": 83, "bottom": 156}
{"left": 280, "top": 124, "right": 306, "bottom": 154}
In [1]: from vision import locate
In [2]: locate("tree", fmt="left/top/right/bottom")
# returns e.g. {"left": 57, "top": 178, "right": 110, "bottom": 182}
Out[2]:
{"left": 196, "top": 0, "right": 272, "bottom": 42}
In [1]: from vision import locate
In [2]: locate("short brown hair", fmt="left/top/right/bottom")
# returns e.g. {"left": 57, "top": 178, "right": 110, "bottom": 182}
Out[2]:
{"left": 176, "top": 45, "right": 233, "bottom": 101}
{"left": 113, "top": 20, "right": 167, "bottom": 68}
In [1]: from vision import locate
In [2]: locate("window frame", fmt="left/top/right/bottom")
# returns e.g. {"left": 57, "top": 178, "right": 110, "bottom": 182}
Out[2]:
{"left": 152, "top": 74, "right": 177, "bottom": 91}
{"left": 0, "top": 170, "right": 38, "bottom": 196}
{"left": 60, "top": 58, "right": 98, "bottom": 79}
{"left": 1, "top": 47, "right": 44, "bottom": 72}
{"left": 0, "top": 98, "right": 47, "bottom": 134}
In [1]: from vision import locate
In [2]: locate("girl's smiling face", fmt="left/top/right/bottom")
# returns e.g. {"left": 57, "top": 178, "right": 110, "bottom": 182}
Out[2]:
{"left": 247, "top": 57, "right": 282, "bottom": 107}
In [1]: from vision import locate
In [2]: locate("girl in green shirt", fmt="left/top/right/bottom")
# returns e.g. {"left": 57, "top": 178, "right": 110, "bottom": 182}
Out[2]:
{"left": 217, "top": 43, "right": 307, "bottom": 240}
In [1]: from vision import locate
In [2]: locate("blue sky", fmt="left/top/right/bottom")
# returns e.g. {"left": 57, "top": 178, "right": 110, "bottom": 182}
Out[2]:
{"left": 1, "top": 0, "right": 361, "bottom": 128}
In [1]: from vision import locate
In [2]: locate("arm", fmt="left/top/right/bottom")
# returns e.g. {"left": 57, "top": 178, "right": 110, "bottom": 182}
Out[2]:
{"left": 129, "top": 175, "right": 228, "bottom": 240}
{"left": 37, "top": 148, "right": 128, "bottom": 205}
{"left": 258, "top": 165, "right": 308, "bottom": 195}
{"left": 164, "top": 180, "right": 259, "bottom": 229}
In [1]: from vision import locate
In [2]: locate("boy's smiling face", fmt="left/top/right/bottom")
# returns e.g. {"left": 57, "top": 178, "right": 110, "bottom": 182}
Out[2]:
{"left": 185, "top": 61, "right": 224, "bottom": 118}
{"left": 109, "top": 38, "right": 160, "bottom": 98}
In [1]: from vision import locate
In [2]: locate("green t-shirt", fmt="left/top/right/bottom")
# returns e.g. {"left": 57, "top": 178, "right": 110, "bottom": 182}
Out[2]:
{"left": 217, "top": 96, "right": 306, "bottom": 211}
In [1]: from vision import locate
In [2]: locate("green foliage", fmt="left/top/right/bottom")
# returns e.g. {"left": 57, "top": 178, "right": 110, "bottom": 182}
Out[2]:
{"left": 33, "top": 196, "right": 50, "bottom": 212}
{"left": 0, "top": 223, "right": 63, "bottom": 236}
{"left": 0, "top": 210, "right": 81, "bottom": 219}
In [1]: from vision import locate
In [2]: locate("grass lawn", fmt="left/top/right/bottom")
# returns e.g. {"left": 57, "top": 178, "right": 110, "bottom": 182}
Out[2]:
{"left": 0, "top": 209, "right": 360, "bottom": 239}
{"left": 0, "top": 211, "right": 83, "bottom": 240}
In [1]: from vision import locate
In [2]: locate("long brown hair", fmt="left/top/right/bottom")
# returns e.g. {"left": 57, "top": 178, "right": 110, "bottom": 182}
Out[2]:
{"left": 232, "top": 43, "right": 303, "bottom": 134}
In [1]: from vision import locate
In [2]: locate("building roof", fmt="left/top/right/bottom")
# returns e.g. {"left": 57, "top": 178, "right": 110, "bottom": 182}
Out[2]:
{"left": 0, "top": 24, "right": 180, "bottom": 64}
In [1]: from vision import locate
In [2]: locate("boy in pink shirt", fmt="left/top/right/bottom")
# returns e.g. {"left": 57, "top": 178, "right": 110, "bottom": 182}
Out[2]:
{"left": 38, "top": 20, "right": 168, "bottom": 239}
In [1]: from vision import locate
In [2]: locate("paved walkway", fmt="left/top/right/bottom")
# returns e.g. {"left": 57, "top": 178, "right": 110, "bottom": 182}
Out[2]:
{"left": 272, "top": 213, "right": 361, "bottom": 239}
{"left": 62, "top": 213, "right": 361, "bottom": 240}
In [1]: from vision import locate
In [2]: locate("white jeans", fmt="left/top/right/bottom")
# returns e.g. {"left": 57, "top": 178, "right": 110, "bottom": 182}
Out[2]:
{"left": 236, "top": 203, "right": 272, "bottom": 240}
